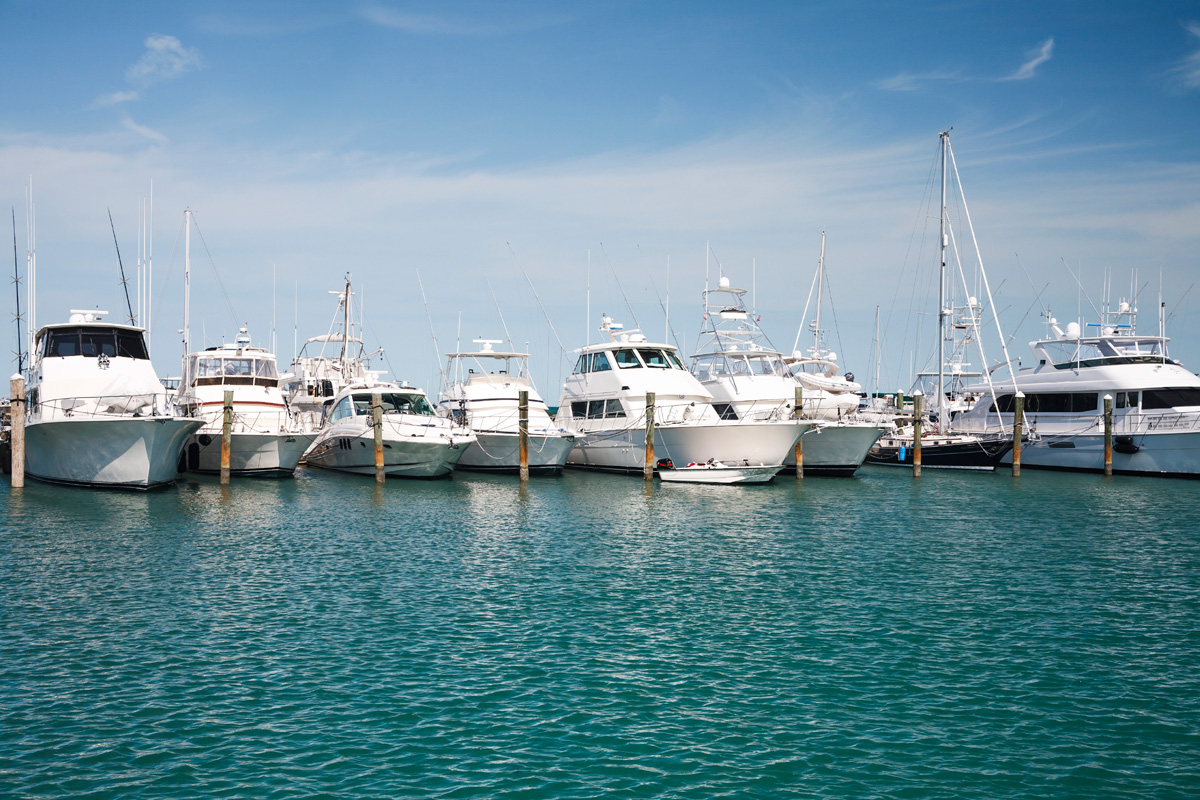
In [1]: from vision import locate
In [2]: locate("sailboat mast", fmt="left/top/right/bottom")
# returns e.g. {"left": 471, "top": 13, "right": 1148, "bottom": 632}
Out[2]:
{"left": 937, "top": 131, "right": 949, "bottom": 431}
{"left": 814, "top": 231, "right": 825, "bottom": 353}
{"left": 183, "top": 209, "right": 191, "bottom": 358}
{"left": 339, "top": 277, "right": 351, "bottom": 366}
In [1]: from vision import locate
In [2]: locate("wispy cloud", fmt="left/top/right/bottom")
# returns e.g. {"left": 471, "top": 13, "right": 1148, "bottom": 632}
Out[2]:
{"left": 121, "top": 116, "right": 168, "bottom": 144}
{"left": 1001, "top": 37, "right": 1054, "bottom": 81}
{"left": 359, "top": 3, "right": 567, "bottom": 36}
{"left": 125, "top": 34, "right": 203, "bottom": 88}
{"left": 91, "top": 90, "right": 140, "bottom": 108}
{"left": 875, "top": 71, "right": 959, "bottom": 92}
{"left": 1171, "top": 22, "right": 1200, "bottom": 90}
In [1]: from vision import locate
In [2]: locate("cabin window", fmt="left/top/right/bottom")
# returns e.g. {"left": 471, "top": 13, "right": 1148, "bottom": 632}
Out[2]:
{"left": 713, "top": 403, "right": 738, "bottom": 420}
{"left": 604, "top": 399, "right": 626, "bottom": 418}
{"left": 571, "top": 401, "right": 588, "bottom": 418}
{"left": 591, "top": 352, "right": 612, "bottom": 372}
{"left": 666, "top": 351, "right": 685, "bottom": 370}
{"left": 613, "top": 349, "right": 641, "bottom": 368}
{"left": 641, "top": 349, "right": 669, "bottom": 368}
{"left": 572, "top": 354, "right": 588, "bottom": 375}
{"left": 991, "top": 393, "right": 1100, "bottom": 413}
{"left": 48, "top": 332, "right": 80, "bottom": 357}
{"left": 352, "top": 392, "right": 435, "bottom": 417}
{"left": 116, "top": 331, "right": 149, "bottom": 359}
{"left": 586, "top": 400, "right": 606, "bottom": 419}
{"left": 1142, "top": 388, "right": 1200, "bottom": 409}
{"left": 255, "top": 359, "right": 278, "bottom": 378}
{"left": 329, "top": 397, "right": 354, "bottom": 423}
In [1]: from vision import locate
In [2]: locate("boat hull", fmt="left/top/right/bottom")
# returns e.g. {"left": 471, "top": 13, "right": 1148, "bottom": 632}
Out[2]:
{"left": 866, "top": 433, "right": 1013, "bottom": 470}
{"left": 567, "top": 420, "right": 802, "bottom": 474}
{"left": 25, "top": 416, "right": 203, "bottom": 490}
{"left": 455, "top": 431, "right": 575, "bottom": 475}
{"left": 658, "top": 464, "right": 781, "bottom": 484}
{"left": 305, "top": 432, "right": 468, "bottom": 478}
{"left": 183, "top": 431, "right": 318, "bottom": 477}
{"left": 1001, "top": 429, "right": 1200, "bottom": 478}
{"left": 781, "top": 422, "right": 888, "bottom": 476}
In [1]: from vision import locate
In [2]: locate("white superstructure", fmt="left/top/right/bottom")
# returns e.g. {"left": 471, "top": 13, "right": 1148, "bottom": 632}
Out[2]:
{"left": 437, "top": 340, "right": 575, "bottom": 474}
{"left": 558, "top": 316, "right": 806, "bottom": 477}
{"left": 177, "top": 327, "right": 316, "bottom": 476}
{"left": 956, "top": 302, "right": 1200, "bottom": 477}
{"left": 23, "top": 310, "right": 201, "bottom": 489}
{"left": 305, "top": 382, "right": 475, "bottom": 478}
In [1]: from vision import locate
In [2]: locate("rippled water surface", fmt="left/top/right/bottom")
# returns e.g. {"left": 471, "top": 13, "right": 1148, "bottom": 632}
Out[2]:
{"left": 3, "top": 467, "right": 1200, "bottom": 798}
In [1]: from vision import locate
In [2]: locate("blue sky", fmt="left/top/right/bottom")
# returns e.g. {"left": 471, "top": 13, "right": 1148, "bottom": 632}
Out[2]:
{"left": 3, "top": 1, "right": 1199, "bottom": 397}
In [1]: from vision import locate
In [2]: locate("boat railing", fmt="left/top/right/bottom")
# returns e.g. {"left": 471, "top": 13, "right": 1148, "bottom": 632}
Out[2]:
{"left": 32, "top": 393, "right": 170, "bottom": 420}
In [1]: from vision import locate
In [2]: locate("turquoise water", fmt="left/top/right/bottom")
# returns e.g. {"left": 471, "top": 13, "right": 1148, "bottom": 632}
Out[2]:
{"left": 3, "top": 467, "right": 1199, "bottom": 798}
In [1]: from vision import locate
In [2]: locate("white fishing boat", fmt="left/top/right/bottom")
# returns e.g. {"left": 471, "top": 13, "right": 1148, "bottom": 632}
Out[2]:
{"left": 436, "top": 340, "right": 574, "bottom": 474}
{"left": 690, "top": 263, "right": 886, "bottom": 476}
{"left": 23, "top": 310, "right": 201, "bottom": 489}
{"left": 177, "top": 328, "right": 316, "bottom": 476}
{"left": 955, "top": 298, "right": 1200, "bottom": 477}
{"left": 305, "top": 381, "right": 475, "bottom": 477}
{"left": 558, "top": 316, "right": 803, "bottom": 477}
{"left": 655, "top": 458, "right": 780, "bottom": 484}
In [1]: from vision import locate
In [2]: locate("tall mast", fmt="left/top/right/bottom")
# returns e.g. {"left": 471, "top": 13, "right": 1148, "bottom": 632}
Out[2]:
{"left": 813, "top": 231, "right": 826, "bottom": 353}
{"left": 937, "top": 131, "right": 949, "bottom": 431}
{"left": 183, "top": 209, "right": 191, "bottom": 357}
{"left": 339, "top": 276, "right": 351, "bottom": 366}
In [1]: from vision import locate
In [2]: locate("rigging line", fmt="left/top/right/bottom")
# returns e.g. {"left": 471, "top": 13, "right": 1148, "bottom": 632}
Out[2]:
{"left": 509, "top": 242, "right": 566, "bottom": 355}
{"left": 484, "top": 274, "right": 516, "bottom": 354}
{"left": 189, "top": 214, "right": 240, "bottom": 332}
{"left": 1004, "top": 285, "right": 1050, "bottom": 351}
{"left": 11, "top": 208, "right": 23, "bottom": 373}
{"left": 1164, "top": 283, "right": 1194, "bottom": 325}
{"left": 599, "top": 242, "right": 641, "bottom": 332}
{"left": 148, "top": 214, "right": 184, "bottom": 334}
{"left": 647, "top": 276, "right": 683, "bottom": 352}
{"left": 1013, "top": 253, "right": 1050, "bottom": 322}
{"left": 791, "top": 245, "right": 822, "bottom": 356}
{"left": 358, "top": 301, "right": 398, "bottom": 382}
{"left": 1059, "top": 257, "right": 1101, "bottom": 321}
{"left": 415, "top": 268, "right": 444, "bottom": 388}
{"left": 107, "top": 208, "right": 136, "bottom": 325}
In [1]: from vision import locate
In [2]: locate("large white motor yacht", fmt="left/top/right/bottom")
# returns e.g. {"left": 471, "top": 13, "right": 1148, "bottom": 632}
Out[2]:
{"left": 956, "top": 302, "right": 1200, "bottom": 477}
{"left": 558, "top": 316, "right": 807, "bottom": 478}
{"left": 305, "top": 382, "right": 476, "bottom": 477}
{"left": 23, "top": 311, "right": 201, "bottom": 489}
{"left": 692, "top": 275, "right": 886, "bottom": 476}
{"left": 437, "top": 340, "right": 575, "bottom": 474}
{"left": 177, "top": 327, "right": 316, "bottom": 476}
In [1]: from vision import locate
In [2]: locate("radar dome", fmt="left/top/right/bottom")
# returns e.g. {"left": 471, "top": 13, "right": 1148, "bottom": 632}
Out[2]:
{"left": 719, "top": 276, "right": 730, "bottom": 289}
{"left": 1065, "top": 321, "right": 1081, "bottom": 339}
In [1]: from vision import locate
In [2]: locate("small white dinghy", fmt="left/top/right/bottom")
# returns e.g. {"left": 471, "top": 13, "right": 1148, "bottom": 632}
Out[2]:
{"left": 655, "top": 458, "right": 782, "bottom": 485}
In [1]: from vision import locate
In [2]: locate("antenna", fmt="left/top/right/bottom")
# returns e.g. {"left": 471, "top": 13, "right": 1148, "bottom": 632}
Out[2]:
{"left": 484, "top": 275, "right": 515, "bottom": 352}
{"left": 12, "top": 208, "right": 23, "bottom": 374}
{"left": 108, "top": 208, "right": 136, "bottom": 325}
{"left": 415, "top": 268, "right": 443, "bottom": 382}
{"left": 509, "top": 242, "right": 566, "bottom": 354}
{"left": 600, "top": 243, "right": 640, "bottom": 331}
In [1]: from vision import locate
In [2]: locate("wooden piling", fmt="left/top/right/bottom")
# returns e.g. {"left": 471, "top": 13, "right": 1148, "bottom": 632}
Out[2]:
{"left": 794, "top": 385, "right": 804, "bottom": 479}
{"left": 372, "top": 392, "right": 385, "bottom": 484}
{"left": 1012, "top": 391, "right": 1024, "bottom": 477}
{"left": 518, "top": 389, "right": 530, "bottom": 482}
{"left": 912, "top": 391, "right": 923, "bottom": 477}
{"left": 1103, "top": 394, "right": 1113, "bottom": 476}
{"left": 220, "top": 390, "right": 233, "bottom": 485}
{"left": 9, "top": 375, "right": 24, "bottom": 489}
{"left": 644, "top": 392, "right": 655, "bottom": 482}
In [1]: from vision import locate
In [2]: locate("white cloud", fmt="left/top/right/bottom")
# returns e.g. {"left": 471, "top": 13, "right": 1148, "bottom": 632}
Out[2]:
{"left": 359, "top": 3, "right": 567, "bottom": 35}
{"left": 1173, "top": 22, "right": 1200, "bottom": 90}
{"left": 91, "top": 90, "right": 140, "bottom": 108}
{"left": 121, "top": 116, "right": 168, "bottom": 143}
{"left": 875, "top": 71, "right": 958, "bottom": 92}
{"left": 125, "top": 34, "right": 203, "bottom": 88}
{"left": 1002, "top": 37, "right": 1054, "bottom": 81}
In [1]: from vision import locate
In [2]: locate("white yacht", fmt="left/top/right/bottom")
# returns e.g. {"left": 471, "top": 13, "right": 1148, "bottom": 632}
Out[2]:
{"left": 23, "top": 310, "right": 201, "bottom": 489}
{"left": 956, "top": 301, "right": 1200, "bottom": 477}
{"left": 558, "top": 316, "right": 807, "bottom": 480}
{"left": 437, "top": 340, "right": 575, "bottom": 474}
{"left": 691, "top": 270, "right": 886, "bottom": 476}
{"left": 177, "top": 327, "right": 316, "bottom": 476}
{"left": 305, "top": 382, "right": 475, "bottom": 477}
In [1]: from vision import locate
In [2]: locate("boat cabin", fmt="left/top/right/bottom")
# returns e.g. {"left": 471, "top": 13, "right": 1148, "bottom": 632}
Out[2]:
{"left": 36, "top": 324, "right": 149, "bottom": 361}
{"left": 326, "top": 390, "right": 436, "bottom": 424}
{"left": 184, "top": 352, "right": 279, "bottom": 388}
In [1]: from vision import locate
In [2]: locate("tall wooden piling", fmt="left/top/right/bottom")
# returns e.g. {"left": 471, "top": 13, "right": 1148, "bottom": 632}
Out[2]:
{"left": 794, "top": 385, "right": 804, "bottom": 479}
{"left": 1103, "top": 394, "right": 1113, "bottom": 476}
{"left": 372, "top": 392, "right": 385, "bottom": 484}
{"left": 1012, "top": 391, "right": 1024, "bottom": 477}
{"left": 912, "top": 391, "right": 923, "bottom": 478}
{"left": 220, "top": 389, "right": 233, "bottom": 485}
{"left": 518, "top": 389, "right": 530, "bottom": 482}
{"left": 9, "top": 375, "right": 24, "bottom": 489}
{"left": 644, "top": 392, "right": 655, "bottom": 482}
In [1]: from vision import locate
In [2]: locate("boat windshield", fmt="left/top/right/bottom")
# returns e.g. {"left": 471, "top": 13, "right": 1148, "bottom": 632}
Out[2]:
{"left": 639, "top": 348, "right": 684, "bottom": 369}
{"left": 189, "top": 355, "right": 279, "bottom": 386}
{"left": 352, "top": 392, "right": 435, "bottom": 416}
{"left": 42, "top": 327, "right": 149, "bottom": 360}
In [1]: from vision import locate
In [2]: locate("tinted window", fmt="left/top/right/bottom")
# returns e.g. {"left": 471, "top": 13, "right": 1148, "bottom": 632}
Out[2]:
{"left": 1143, "top": 388, "right": 1200, "bottom": 409}
{"left": 604, "top": 399, "right": 626, "bottom": 418}
{"left": 79, "top": 331, "right": 117, "bottom": 357}
{"left": 666, "top": 351, "right": 685, "bottom": 370}
{"left": 571, "top": 401, "right": 588, "bottom": 418}
{"left": 572, "top": 355, "right": 588, "bottom": 375}
{"left": 641, "top": 349, "right": 668, "bottom": 368}
{"left": 116, "top": 331, "right": 149, "bottom": 359}
{"left": 613, "top": 349, "right": 641, "bottom": 368}
{"left": 591, "top": 352, "right": 612, "bottom": 372}
{"left": 587, "top": 400, "right": 606, "bottom": 419}
{"left": 48, "top": 331, "right": 80, "bottom": 357}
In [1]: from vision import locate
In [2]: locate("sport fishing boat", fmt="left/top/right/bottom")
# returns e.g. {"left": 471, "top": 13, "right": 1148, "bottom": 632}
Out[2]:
{"left": 558, "top": 316, "right": 806, "bottom": 479}
{"left": 690, "top": 269, "right": 885, "bottom": 476}
{"left": 954, "top": 299, "right": 1200, "bottom": 477}
{"left": 865, "top": 131, "right": 1018, "bottom": 470}
{"left": 436, "top": 339, "right": 574, "bottom": 474}
{"left": 23, "top": 310, "right": 201, "bottom": 489}
{"left": 177, "top": 327, "right": 316, "bottom": 476}
{"left": 305, "top": 381, "right": 475, "bottom": 477}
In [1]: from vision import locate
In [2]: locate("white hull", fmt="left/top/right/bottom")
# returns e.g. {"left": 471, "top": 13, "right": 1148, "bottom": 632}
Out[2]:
{"left": 456, "top": 431, "right": 575, "bottom": 474}
{"left": 184, "top": 430, "right": 318, "bottom": 476}
{"left": 305, "top": 431, "right": 468, "bottom": 477}
{"left": 1003, "top": 429, "right": 1200, "bottom": 477}
{"left": 658, "top": 464, "right": 781, "bottom": 484}
{"left": 25, "top": 416, "right": 203, "bottom": 489}
{"left": 784, "top": 422, "right": 887, "bottom": 475}
{"left": 567, "top": 420, "right": 802, "bottom": 474}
